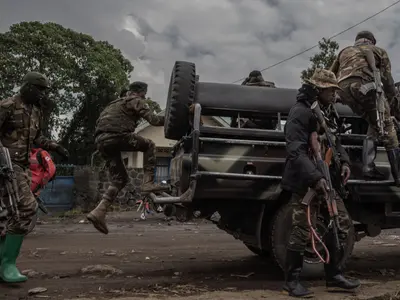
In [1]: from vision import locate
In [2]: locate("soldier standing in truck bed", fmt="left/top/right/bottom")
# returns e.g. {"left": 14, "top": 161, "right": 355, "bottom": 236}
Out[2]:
{"left": 230, "top": 70, "right": 277, "bottom": 129}
{"left": 281, "top": 69, "right": 360, "bottom": 298}
{"left": 330, "top": 30, "right": 400, "bottom": 185}
{"left": 86, "top": 81, "right": 166, "bottom": 235}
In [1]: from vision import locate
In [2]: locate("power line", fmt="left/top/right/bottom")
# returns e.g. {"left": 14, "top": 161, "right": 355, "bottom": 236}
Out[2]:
{"left": 232, "top": 0, "right": 400, "bottom": 84}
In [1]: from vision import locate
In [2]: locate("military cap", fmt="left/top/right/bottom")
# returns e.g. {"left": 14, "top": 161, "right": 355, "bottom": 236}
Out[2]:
{"left": 249, "top": 70, "right": 262, "bottom": 78}
{"left": 22, "top": 72, "right": 50, "bottom": 88}
{"left": 304, "top": 68, "right": 342, "bottom": 90}
{"left": 355, "top": 30, "right": 376, "bottom": 45}
{"left": 129, "top": 81, "right": 148, "bottom": 93}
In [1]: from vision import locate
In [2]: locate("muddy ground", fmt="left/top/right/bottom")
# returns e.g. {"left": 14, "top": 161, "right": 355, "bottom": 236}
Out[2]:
{"left": 1, "top": 211, "right": 400, "bottom": 300}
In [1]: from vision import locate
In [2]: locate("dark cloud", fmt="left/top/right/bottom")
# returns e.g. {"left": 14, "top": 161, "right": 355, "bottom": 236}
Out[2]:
{"left": 1, "top": 0, "right": 400, "bottom": 106}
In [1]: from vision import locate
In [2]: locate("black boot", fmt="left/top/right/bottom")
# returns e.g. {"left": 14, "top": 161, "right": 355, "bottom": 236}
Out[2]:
{"left": 387, "top": 148, "right": 400, "bottom": 186}
{"left": 362, "top": 138, "right": 385, "bottom": 180}
{"left": 282, "top": 249, "right": 314, "bottom": 298}
{"left": 324, "top": 241, "right": 360, "bottom": 290}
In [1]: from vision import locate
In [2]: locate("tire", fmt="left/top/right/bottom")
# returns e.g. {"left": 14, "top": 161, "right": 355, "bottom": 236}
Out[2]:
{"left": 164, "top": 61, "right": 196, "bottom": 140}
{"left": 244, "top": 243, "right": 270, "bottom": 258}
{"left": 269, "top": 201, "right": 356, "bottom": 278}
{"left": 26, "top": 212, "right": 38, "bottom": 235}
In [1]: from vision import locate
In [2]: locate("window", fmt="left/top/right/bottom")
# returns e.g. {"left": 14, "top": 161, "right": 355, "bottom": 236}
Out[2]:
{"left": 154, "top": 157, "right": 171, "bottom": 183}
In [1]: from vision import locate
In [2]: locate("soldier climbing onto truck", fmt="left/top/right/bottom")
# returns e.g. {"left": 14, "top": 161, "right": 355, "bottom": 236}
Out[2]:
{"left": 281, "top": 68, "right": 360, "bottom": 298}
{"left": 330, "top": 30, "right": 400, "bottom": 186}
{"left": 86, "top": 81, "right": 168, "bottom": 235}
{"left": 230, "top": 70, "right": 277, "bottom": 129}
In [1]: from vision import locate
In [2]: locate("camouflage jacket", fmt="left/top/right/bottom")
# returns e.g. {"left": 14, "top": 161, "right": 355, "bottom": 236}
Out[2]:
{"left": 0, "top": 95, "right": 59, "bottom": 166}
{"left": 95, "top": 94, "right": 164, "bottom": 136}
{"left": 330, "top": 40, "right": 396, "bottom": 101}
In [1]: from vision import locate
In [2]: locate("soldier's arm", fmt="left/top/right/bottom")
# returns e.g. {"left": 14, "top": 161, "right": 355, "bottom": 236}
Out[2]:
{"left": 335, "top": 138, "right": 351, "bottom": 166}
{"left": 34, "top": 130, "right": 59, "bottom": 151}
{"left": 380, "top": 49, "right": 397, "bottom": 102}
{"left": 126, "top": 97, "right": 164, "bottom": 126}
{"left": 285, "top": 108, "right": 324, "bottom": 187}
{"left": 0, "top": 98, "right": 15, "bottom": 147}
{"left": 33, "top": 115, "right": 59, "bottom": 151}
{"left": 329, "top": 57, "right": 340, "bottom": 75}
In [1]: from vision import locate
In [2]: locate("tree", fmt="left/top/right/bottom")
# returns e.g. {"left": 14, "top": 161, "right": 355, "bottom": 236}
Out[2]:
{"left": 0, "top": 21, "right": 134, "bottom": 164}
{"left": 301, "top": 38, "right": 339, "bottom": 81}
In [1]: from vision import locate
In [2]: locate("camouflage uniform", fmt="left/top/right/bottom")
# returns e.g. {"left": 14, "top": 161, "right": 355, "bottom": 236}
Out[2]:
{"left": 330, "top": 31, "right": 400, "bottom": 184}
{"left": 230, "top": 70, "right": 276, "bottom": 128}
{"left": 281, "top": 69, "right": 360, "bottom": 298}
{"left": 87, "top": 81, "right": 165, "bottom": 235}
{"left": 0, "top": 72, "right": 68, "bottom": 283}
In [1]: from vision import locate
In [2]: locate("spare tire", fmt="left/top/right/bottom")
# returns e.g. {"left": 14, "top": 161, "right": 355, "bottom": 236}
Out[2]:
{"left": 164, "top": 61, "right": 196, "bottom": 140}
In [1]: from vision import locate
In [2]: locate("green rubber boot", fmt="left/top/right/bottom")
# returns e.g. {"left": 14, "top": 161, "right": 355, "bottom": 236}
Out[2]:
{"left": 0, "top": 234, "right": 27, "bottom": 283}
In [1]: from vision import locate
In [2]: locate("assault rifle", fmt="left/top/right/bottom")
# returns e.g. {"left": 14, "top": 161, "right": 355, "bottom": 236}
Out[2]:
{"left": 302, "top": 101, "right": 345, "bottom": 251}
{"left": 363, "top": 49, "right": 386, "bottom": 137}
{"left": 0, "top": 147, "right": 20, "bottom": 219}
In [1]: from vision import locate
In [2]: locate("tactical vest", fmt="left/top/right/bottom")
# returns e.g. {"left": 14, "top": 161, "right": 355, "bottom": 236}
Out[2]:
{"left": 0, "top": 96, "right": 42, "bottom": 166}
{"left": 95, "top": 97, "right": 141, "bottom": 135}
{"left": 336, "top": 44, "right": 377, "bottom": 82}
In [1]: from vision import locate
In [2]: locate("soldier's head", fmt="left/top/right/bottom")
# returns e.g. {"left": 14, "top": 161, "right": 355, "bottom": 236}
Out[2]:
{"left": 128, "top": 81, "right": 148, "bottom": 98}
{"left": 355, "top": 30, "right": 376, "bottom": 45}
{"left": 305, "top": 68, "right": 341, "bottom": 106}
{"left": 19, "top": 71, "right": 50, "bottom": 106}
{"left": 243, "top": 70, "right": 276, "bottom": 88}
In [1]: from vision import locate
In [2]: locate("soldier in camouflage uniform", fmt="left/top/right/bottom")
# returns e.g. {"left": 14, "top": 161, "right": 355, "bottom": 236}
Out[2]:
{"left": 230, "top": 70, "right": 277, "bottom": 128}
{"left": 281, "top": 69, "right": 360, "bottom": 298}
{"left": 87, "top": 81, "right": 165, "bottom": 235}
{"left": 330, "top": 31, "right": 400, "bottom": 185}
{"left": 0, "top": 72, "right": 69, "bottom": 283}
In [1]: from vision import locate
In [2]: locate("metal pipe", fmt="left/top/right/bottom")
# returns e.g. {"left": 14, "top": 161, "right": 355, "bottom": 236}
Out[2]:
{"left": 149, "top": 180, "right": 197, "bottom": 204}
{"left": 193, "top": 171, "right": 282, "bottom": 180}
{"left": 199, "top": 137, "right": 285, "bottom": 146}
{"left": 192, "top": 171, "right": 397, "bottom": 186}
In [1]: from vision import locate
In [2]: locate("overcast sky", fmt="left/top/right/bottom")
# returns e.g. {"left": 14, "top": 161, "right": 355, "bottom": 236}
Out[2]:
{"left": 1, "top": 0, "right": 400, "bottom": 108}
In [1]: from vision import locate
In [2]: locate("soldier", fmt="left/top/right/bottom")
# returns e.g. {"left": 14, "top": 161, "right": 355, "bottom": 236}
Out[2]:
{"left": 330, "top": 31, "right": 400, "bottom": 185}
{"left": 0, "top": 72, "right": 69, "bottom": 283}
{"left": 230, "top": 70, "right": 277, "bottom": 128}
{"left": 86, "top": 81, "right": 165, "bottom": 235}
{"left": 281, "top": 69, "right": 360, "bottom": 297}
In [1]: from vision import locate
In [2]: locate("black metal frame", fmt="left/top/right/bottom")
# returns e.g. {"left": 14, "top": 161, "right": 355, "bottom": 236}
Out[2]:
{"left": 151, "top": 102, "right": 398, "bottom": 204}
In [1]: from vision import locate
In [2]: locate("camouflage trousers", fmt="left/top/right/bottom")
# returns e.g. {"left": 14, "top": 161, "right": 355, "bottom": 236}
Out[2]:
{"left": 338, "top": 77, "right": 398, "bottom": 150}
{"left": 0, "top": 164, "right": 38, "bottom": 235}
{"left": 287, "top": 192, "right": 351, "bottom": 252}
{"left": 95, "top": 132, "right": 156, "bottom": 204}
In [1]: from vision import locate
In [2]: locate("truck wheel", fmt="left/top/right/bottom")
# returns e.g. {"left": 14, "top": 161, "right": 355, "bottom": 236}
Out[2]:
{"left": 164, "top": 61, "right": 196, "bottom": 140}
{"left": 243, "top": 243, "right": 270, "bottom": 258}
{"left": 269, "top": 201, "right": 355, "bottom": 278}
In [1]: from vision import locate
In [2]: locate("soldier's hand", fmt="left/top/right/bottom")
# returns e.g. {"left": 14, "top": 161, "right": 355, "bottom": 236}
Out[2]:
{"left": 314, "top": 178, "right": 329, "bottom": 200}
{"left": 341, "top": 163, "right": 351, "bottom": 185}
{"left": 56, "top": 145, "right": 69, "bottom": 160}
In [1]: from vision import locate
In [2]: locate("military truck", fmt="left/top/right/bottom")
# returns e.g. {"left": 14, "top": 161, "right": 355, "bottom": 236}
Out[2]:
{"left": 150, "top": 61, "right": 400, "bottom": 276}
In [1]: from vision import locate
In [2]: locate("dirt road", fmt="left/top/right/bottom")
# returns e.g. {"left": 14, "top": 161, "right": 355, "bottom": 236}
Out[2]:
{"left": 1, "top": 211, "right": 400, "bottom": 300}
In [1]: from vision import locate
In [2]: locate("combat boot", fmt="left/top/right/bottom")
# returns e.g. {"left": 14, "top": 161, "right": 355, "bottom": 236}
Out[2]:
{"left": 282, "top": 249, "right": 314, "bottom": 298}
{"left": 362, "top": 138, "right": 385, "bottom": 180}
{"left": 86, "top": 199, "right": 111, "bottom": 235}
{"left": 0, "top": 234, "right": 27, "bottom": 283}
{"left": 387, "top": 148, "right": 400, "bottom": 187}
{"left": 141, "top": 171, "right": 169, "bottom": 193}
{"left": 324, "top": 237, "right": 360, "bottom": 290}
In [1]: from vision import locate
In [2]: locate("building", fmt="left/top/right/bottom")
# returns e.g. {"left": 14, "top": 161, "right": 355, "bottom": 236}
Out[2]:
{"left": 122, "top": 110, "right": 230, "bottom": 182}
